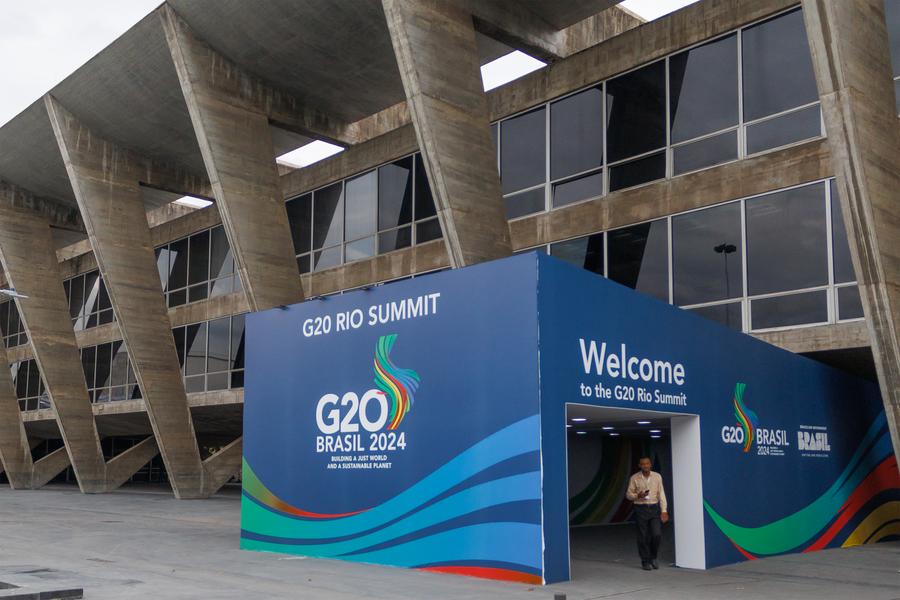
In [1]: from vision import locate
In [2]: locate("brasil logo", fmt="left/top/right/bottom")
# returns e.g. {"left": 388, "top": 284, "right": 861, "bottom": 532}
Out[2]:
{"left": 733, "top": 382, "right": 758, "bottom": 453}
{"left": 373, "top": 334, "right": 421, "bottom": 430}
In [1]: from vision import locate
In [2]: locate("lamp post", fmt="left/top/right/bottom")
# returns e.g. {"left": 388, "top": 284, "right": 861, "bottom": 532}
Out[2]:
{"left": 713, "top": 243, "right": 737, "bottom": 328}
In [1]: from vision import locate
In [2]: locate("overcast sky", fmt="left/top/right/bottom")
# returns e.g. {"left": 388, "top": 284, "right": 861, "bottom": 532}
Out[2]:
{"left": 0, "top": 0, "right": 697, "bottom": 129}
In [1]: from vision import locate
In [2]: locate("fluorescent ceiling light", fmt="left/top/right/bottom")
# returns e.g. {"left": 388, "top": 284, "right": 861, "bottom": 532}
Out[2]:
{"left": 601, "top": 426, "right": 614, "bottom": 431}
{"left": 609, "top": 432, "right": 620, "bottom": 437}
{"left": 481, "top": 51, "right": 546, "bottom": 92}
{"left": 174, "top": 196, "right": 213, "bottom": 209}
{"left": 571, "top": 417, "right": 587, "bottom": 422}
{"left": 650, "top": 429, "right": 661, "bottom": 433}
{"left": 566, "top": 424, "right": 572, "bottom": 428}
{"left": 651, "top": 435, "right": 661, "bottom": 439}
{"left": 576, "top": 431, "right": 587, "bottom": 435}
{"left": 637, "top": 421, "right": 651, "bottom": 425}
{"left": 277, "top": 140, "right": 344, "bottom": 168}
{"left": 620, "top": 0, "right": 700, "bottom": 21}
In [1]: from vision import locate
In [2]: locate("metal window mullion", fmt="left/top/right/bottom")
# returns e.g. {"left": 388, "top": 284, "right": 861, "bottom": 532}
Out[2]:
{"left": 667, "top": 216, "right": 674, "bottom": 305}
{"left": 825, "top": 182, "right": 836, "bottom": 322}
{"left": 737, "top": 27, "right": 746, "bottom": 159}
{"left": 740, "top": 197, "right": 749, "bottom": 332}
{"left": 665, "top": 56, "right": 673, "bottom": 179}
{"left": 602, "top": 80, "right": 609, "bottom": 197}
{"left": 545, "top": 99, "right": 551, "bottom": 212}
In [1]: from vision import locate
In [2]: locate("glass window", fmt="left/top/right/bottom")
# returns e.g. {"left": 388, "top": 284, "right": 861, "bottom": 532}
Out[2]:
{"left": 345, "top": 170, "right": 377, "bottom": 241}
{"left": 742, "top": 9, "right": 818, "bottom": 121}
{"left": 14, "top": 362, "right": 27, "bottom": 400}
{"left": 886, "top": 0, "right": 900, "bottom": 77}
{"left": 414, "top": 154, "right": 437, "bottom": 221}
{"left": 505, "top": 187, "right": 546, "bottom": 220}
{"left": 550, "top": 234, "right": 604, "bottom": 275}
{"left": 313, "top": 182, "right": 344, "bottom": 250}
{"left": 416, "top": 219, "right": 443, "bottom": 244}
{"left": 378, "top": 227, "right": 412, "bottom": 254}
{"left": 669, "top": 34, "right": 739, "bottom": 143}
{"left": 84, "top": 271, "right": 100, "bottom": 320}
{"left": 838, "top": 285, "right": 864, "bottom": 320}
{"left": 688, "top": 302, "right": 742, "bottom": 331}
{"left": 553, "top": 171, "right": 603, "bottom": 208}
{"left": 607, "top": 219, "right": 669, "bottom": 301}
{"left": 606, "top": 61, "right": 666, "bottom": 163}
{"left": 830, "top": 180, "right": 855, "bottom": 284}
{"left": 231, "top": 314, "right": 245, "bottom": 372}
{"left": 81, "top": 346, "right": 96, "bottom": 389}
{"left": 550, "top": 86, "right": 603, "bottom": 180}
{"left": 608, "top": 152, "right": 666, "bottom": 192}
{"left": 172, "top": 326, "right": 186, "bottom": 369}
{"left": 313, "top": 246, "right": 342, "bottom": 272}
{"left": 500, "top": 107, "right": 546, "bottom": 194}
{"left": 110, "top": 341, "right": 129, "bottom": 387}
{"left": 95, "top": 343, "right": 112, "bottom": 391}
{"left": 378, "top": 157, "right": 413, "bottom": 230}
{"left": 673, "top": 203, "right": 743, "bottom": 306}
{"left": 188, "top": 230, "right": 210, "bottom": 286}
{"left": 209, "top": 226, "right": 234, "bottom": 280}
{"left": 751, "top": 290, "right": 828, "bottom": 329}
{"left": 746, "top": 183, "right": 828, "bottom": 295}
{"left": 168, "top": 238, "right": 189, "bottom": 291}
{"left": 673, "top": 130, "right": 738, "bottom": 175}
{"left": 156, "top": 247, "right": 170, "bottom": 292}
{"left": 185, "top": 323, "right": 207, "bottom": 377}
{"left": 345, "top": 237, "right": 376, "bottom": 262}
{"left": 286, "top": 194, "right": 312, "bottom": 256}
{"left": 26, "top": 360, "right": 40, "bottom": 399}
{"left": 207, "top": 317, "right": 230, "bottom": 374}
{"left": 745, "top": 105, "right": 821, "bottom": 155}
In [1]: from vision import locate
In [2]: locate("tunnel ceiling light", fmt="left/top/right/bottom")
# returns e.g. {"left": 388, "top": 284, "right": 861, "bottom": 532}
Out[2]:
{"left": 570, "top": 417, "right": 587, "bottom": 422}
{"left": 649, "top": 429, "right": 661, "bottom": 433}
{"left": 637, "top": 420, "right": 651, "bottom": 425}
{"left": 651, "top": 435, "right": 661, "bottom": 439}
{"left": 601, "top": 426, "right": 614, "bottom": 430}
{"left": 565, "top": 424, "right": 572, "bottom": 428}
{"left": 609, "top": 432, "right": 620, "bottom": 436}
{"left": 576, "top": 431, "right": 587, "bottom": 435}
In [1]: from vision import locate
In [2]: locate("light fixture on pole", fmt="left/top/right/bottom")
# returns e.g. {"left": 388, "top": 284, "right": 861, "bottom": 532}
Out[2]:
{"left": 0, "top": 288, "right": 28, "bottom": 300}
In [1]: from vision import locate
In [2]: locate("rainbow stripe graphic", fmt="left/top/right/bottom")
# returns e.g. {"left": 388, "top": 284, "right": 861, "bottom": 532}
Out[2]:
{"left": 373, "top": 334, "right": 420, "bottom": 430}
{"left": 732, "top": 383, "right": 758, "bottom": 453}
{"left": 705, "top": 412, "right": 900, "bottom": 559}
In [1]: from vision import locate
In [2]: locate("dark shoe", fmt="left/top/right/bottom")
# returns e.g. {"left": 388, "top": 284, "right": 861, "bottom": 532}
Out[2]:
{"left": 641, "top": 562, "right": 652, "bottom": 571}
{"left": 650, "top": 559, "right": 659, "bottom": 569}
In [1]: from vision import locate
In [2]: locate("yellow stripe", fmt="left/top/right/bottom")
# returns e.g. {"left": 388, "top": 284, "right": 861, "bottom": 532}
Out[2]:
{"left": 841, "top": 501, "right": 900, "bottom": 547}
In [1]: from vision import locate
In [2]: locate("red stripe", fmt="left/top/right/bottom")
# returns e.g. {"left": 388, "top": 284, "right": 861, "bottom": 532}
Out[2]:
{"left": 803, "top": 456, "right": 899, "bottom": 552}
{"left": 731, "top": 539, "right": 757, "bottom": 560}
{"left": 418, "top": 566, "right": 542, "bottom": 584}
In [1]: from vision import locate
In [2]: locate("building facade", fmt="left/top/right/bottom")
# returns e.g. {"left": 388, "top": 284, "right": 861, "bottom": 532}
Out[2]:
{"left": 0, "top": 0, "right": 897, "bottom": 498}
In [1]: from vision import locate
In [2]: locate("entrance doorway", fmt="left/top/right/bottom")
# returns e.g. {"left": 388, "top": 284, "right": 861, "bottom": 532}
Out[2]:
{"left": 565, "top": 404, "right": 705, "bottom": 573}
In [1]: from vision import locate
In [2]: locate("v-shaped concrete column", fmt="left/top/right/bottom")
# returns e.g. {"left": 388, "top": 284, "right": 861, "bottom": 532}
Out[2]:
{"left": 802, "top": 0, "right": 900, "bottom": 464}
{"left": 160, "top": 5, "right": 303, "bottom": 312}
{"left": 383, "top": 0, "right": 513, "bottom": 267}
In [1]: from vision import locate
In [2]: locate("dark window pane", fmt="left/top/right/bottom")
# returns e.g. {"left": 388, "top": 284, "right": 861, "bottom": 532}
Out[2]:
{"left": 838, "top": 285, "right": 864, "bottom": 320}
{"left": 500, "top": 107, "right": 546, "bottom": 194}
{"left": 84, "top": 271, "right": 100, "bottom": 316}
{"left": 673, "top": 202, "right": 743, "bottom": 305}
{"left": 345, "top": 237, "right": 376, "bottom": 262}
{"left": 550, "top": 86, "right": 603, "bottom": 180}
{"left": 110, "top": 386, "right": 126, "bottom": 402}
{"left": 313, "top": 246, "right": 342, "bottom": 271}
{"left": 345, "top": 170, "right": 377, "bottom": 241}
{"left": 378, "top": 227, "right": 412, "bottom": 253}
{"left": 207, "top": 372, "right": 229, "bottom": 391}
{"left": 207, "top": 317, "right": 230, "bottom": 373}
{"left": 15, "top": 362, "right": 27, "bottom": 399}
{"left": 746, "top": 104, "right": 821, "bottom": 155}
{"left": 127, "top": 358, "right": 137, "bottom": 384}
{"left": 296, "top": 254, "right": 311, "bottom": 275}
{"left": 550, "top": 234, "right": 604, "bottom": 275}
{"left": 378, "top": 157, "right": 413, "bottom": 230}
{"left": 168, "top": 238, "right": 189, "bottom": 290}
{"left": 286, "top": 194, "right": 312, "bottom": 255}
{"left": 185, "top": 323, "right": 207, "bottom": 377}
{"left": 747, "top": 183, "right": 828, "bottom": 295}
{"left": 230, "top": 371, "right": 245, "bottom": 389}
{"left": 185, "top": 375, "right": 205, "bottom": 394}
{"left": 414, "top": 154, "right": 437, "bottom": 220}
{"left": 751, "top": 290, "right": 828, "bottom": 329}
{"left": 416, "top": 218, "right": 443, "bottom": 244}
{"left": 552, "top": 171, "right": 603, "bottom": 208}
{"left": 98, "top": 279, "right": 111, "bottom": 310}
{"left": 110, "top": 341, "right": 128, "bottom": 387}
{"left": 130, "top": 384, "right": 142, "bottom": 400}
{"left": 607, "top": 220, "right": 669, "bottom": 301}
{"left": 504, "top": 187, "right": 545, "bottom": 219}
{"left": 156, "top": 247, "right": 170, "bottom": 292}
{"left": 95, "top": 343, "right": 112, "bottom": 389}
{"left": 209, "top": 226, "right": 234, "bottom": 280}
{"left": 68, "top": 275, "right": 84, "bottom": 320}
{"left": 231, "top": 315, "right": 245, "bottom": 371}
{"left": 673, "top": 130, "right": 738, "bottom": 175}
{"left": 742, "top": 9, "right": 818, "bottom": 121}
{"left": 98, "top": 309, "right": 114, "bottom": 325}
{"left": 168, "top": 289, "right": 187, "bottom": 308}
{"left": 886, "top": 0, "right": 900, "bottom": 77}
{"left": 830, "top": 180, "right": 855, "bottom": 284}
{"left": 81, "top": 346, "right": 96, "bottom": 388}
{"left": 608, "top": 152, "right": 666, "bottom": 192}
{"left": 188, "top": 230, "right": 210, "bottom": 286}
{"left": 0, "top": 301, "right": 9, "bottom": 338}
{"left": 606, "top": 61, "right": 666, "bottom": 162}
{"left": 172, "top": 327, "right": 186, "bottom": 370}
{"left": 670, "top": 34, "right": 738, "bottom": 143}
{"left": 188, "top": 283, "right": 208, "bottom": 303}
{"left": 27, "top": 360, "right": 40, "bottom": 398}
{"left": 6, "top": 303, "right": 17, "bottom": 340}
{"left": 313, "top": 182, "right": 344, "bottom": 250}
{"left": 688, "top": 302, "right": 742, "bottom": 331}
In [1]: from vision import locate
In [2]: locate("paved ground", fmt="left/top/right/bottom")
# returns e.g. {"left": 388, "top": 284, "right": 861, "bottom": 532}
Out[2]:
{"left": 0, "top": 485, "right": 897, "bottom": 599}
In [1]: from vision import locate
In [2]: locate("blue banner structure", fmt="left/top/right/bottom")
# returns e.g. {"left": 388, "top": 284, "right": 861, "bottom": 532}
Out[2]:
{"left": 241, "top": 253, "right": 899, "bottom": 584}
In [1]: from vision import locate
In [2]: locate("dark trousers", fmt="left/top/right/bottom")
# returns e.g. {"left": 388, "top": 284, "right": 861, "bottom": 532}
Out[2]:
{"left": 634, "top": 503, "right": 662, "bottom": 562}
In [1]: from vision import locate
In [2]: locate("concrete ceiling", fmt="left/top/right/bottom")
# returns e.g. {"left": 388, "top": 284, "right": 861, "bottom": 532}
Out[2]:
{"left": 0, "top": 0, "right": 616, "bottom": 210}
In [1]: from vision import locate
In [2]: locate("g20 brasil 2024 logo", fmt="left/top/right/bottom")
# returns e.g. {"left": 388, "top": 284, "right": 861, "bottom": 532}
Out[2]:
{"left": 315, "top": 334, "right": 420, "bottom": 454}
{"left": 721, "top": 382, "right": 789, "bottom": 456}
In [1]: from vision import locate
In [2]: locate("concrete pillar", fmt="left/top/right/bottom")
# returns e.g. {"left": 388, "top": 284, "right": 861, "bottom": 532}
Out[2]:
{"left": 0, "top": 338, "right": 36, "bottom": 489}
{"left": 383, "top": 0, "right": 513, "bottom": 267}
{"left": 0, "top": 198, "right": 106, "bottom": 492}
{"left": 45, "top": 95, "right": 206, "bottom": 498}
{"left": 160, "top": 5, "right": 304, "bottom": 312}
{"left": 802, "top": 0, "right": 900, "bottom": 463}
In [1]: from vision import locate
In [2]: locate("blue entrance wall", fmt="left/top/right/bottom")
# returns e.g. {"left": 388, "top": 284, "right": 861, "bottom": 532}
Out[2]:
{"left": 241, "top": 252, "right": 899, "bottom": 584}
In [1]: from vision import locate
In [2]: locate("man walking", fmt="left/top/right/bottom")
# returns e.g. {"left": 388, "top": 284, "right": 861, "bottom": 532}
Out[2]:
{"left": 625, "top": 456, "right": 669, "bottom": 570}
